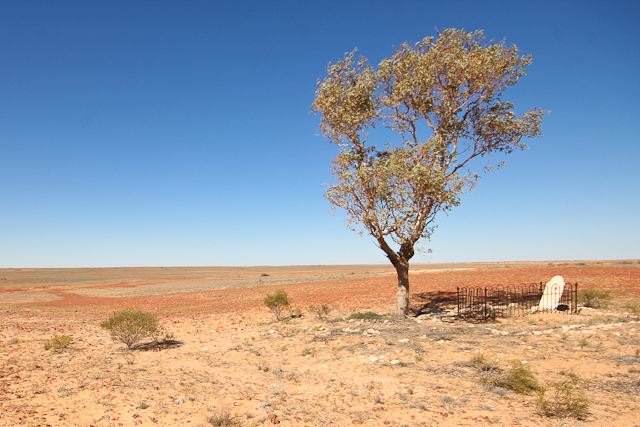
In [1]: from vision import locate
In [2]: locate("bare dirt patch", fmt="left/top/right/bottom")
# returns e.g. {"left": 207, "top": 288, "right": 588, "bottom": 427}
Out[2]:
{"left": 1, "top": 260, "right": 639, "bottom": 426}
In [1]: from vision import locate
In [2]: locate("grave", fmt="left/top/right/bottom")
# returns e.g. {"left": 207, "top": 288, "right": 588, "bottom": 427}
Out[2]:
{"left": 539, "top": 275, "right": 565, "bottom": 310}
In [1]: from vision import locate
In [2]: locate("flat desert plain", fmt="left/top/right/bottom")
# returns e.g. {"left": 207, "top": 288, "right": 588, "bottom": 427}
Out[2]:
{"left": 1, "top": 260, "right": 639, "bottom": 427}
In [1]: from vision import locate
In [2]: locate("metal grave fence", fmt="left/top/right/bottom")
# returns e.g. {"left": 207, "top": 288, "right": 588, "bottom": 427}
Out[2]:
{"left": 457, "top": 282, "right": 578, "bottom": 319}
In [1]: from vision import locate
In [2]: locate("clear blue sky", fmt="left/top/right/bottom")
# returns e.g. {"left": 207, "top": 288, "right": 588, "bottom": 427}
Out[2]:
{"left": 1, "top": 1, "right": 638, "bottom": 268}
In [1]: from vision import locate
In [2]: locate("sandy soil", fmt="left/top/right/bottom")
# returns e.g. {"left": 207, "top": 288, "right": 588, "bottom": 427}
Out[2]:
{"left": 1, "top": 261, "right": 639, "bottom": 427}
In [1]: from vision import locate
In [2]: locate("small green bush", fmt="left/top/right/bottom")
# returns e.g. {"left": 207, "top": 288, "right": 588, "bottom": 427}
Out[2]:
{"left": 348, "top": 311, "right": 381, "bottom": 320}
{"left": 579, "top": 288, "right": 612, "bottom": 308}
{"left": 44, "top": 334, "right": 73, "bottom": 352}
{"left": 264, "top": 289, "right": 290, "bottom": 321}
{"left": 486, "top": 360, "right": 542, "bottom": 394}
{"left": 100, "top": 309, "right": 159, "bottom": 349}
{"left": 536, "top": 381, "right": 589, "bottom": 419}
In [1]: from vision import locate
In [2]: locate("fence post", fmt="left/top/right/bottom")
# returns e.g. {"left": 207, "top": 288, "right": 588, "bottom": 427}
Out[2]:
{"left": 484, "top": 287, "right": 488, "bottom": 319}
{"left": 457, "top": 287, "right": 460, "bottom": 317}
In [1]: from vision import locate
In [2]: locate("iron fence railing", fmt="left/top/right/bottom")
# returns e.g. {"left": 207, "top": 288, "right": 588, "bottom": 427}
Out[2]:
{"left": 457, "top": 282, "right": 578, "bottom": 319}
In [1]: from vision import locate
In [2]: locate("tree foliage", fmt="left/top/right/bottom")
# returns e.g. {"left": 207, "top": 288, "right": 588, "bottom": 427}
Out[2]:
{"left": 313, "top": 29, "right": 546, "bottom": 316}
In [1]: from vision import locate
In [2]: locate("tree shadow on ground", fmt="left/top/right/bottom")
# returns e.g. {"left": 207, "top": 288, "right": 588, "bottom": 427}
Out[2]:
{"left": 409, "top": 290, "right": 499, "bottom": 324}
{"left": 410, "top": 291, "right": 457, "bottom": 316}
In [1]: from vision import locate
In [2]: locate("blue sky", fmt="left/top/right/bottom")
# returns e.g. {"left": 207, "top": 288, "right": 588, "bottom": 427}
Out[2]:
{"left": 1, "top": 0, "right": 638, "bottom": 268}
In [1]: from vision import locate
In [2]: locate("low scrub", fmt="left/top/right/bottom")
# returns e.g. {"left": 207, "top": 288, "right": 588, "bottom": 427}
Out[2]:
{"left": 579, "top": 288, "right": 612, "bottom": 308}
{"left": 44, "top": 334, "right": 73, "bottom": 352}
{"left": 348, "top": 311, "right": 381, "bottom": 320}
{"left": 100, "top": 309, "right": 160, "bottom": 350}
{"left": 264, "top": 289, "right": 290, "bottom": 321}
{"left": 536, "top": 380, "right": 590, "bottom": 419}
{"left": 471, "top": 352, "right": 499, "bottom": 372}
{"left": 309, "top": 303, "right": 331, "bottom": 319}
{"left": 624, "top": 300, "right": 640, "bottom": 316}
{"left": 484, "top": 360, "right": 542, "bottom": 394}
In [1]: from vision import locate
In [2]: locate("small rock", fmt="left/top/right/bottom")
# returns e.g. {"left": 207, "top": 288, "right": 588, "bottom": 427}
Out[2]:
{"left": 370, "top": 357, "right": 379, "bottom": 362}
{"left": 174, "top": 399, "right": 184, "bottom": 404}
{"left": 391, "top": 360, "right": 400, "bottom": 365}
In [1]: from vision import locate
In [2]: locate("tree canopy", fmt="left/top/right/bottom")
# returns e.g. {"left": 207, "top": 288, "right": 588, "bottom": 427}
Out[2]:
{"left": 313, "top": 29, "right": 546, "bottom": 316}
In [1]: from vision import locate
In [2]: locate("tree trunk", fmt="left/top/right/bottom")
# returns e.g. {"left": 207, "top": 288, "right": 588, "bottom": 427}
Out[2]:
{"left": 394, "top": 259, "right": 410, "bottom": 317}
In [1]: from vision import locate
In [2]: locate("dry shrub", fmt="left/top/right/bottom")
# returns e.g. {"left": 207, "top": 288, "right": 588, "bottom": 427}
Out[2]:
{"left": 580, "top": 288, "right": 612, "bottom": 308}
{"left": 207, "top": 408, "right": 237, "bottom": 426}
{"left": 264, "top": 289, "right": 290, "bottom": 321}
{"left": 484, "top": 360, "right": 541, "bottom": 394}
{"left": 309, "top": 303, "right": 331, "bottom": 319}
{"left": 624, "top": 300, "right": 640, "bottom": 316}
{"left": 100, "top": 309, "right": 160, "bottom": 349}
{"left": 471, "top": 352, "right": 499, "bottom": 372}
{"left": 536, "top": 380, "right": 589, "bottom": 419}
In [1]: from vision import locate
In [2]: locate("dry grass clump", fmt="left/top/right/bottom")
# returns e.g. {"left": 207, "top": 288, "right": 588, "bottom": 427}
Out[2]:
{"left": 207, "top": 408, "right": 238, "bottom": 426}
{"left": 44, "top": 334, "right": 73, "bottom": 352}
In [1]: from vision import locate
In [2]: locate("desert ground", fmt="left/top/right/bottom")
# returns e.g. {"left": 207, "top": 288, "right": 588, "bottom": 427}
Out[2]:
{"left": 1, "top": 260, "right": 639, "bottom": 427}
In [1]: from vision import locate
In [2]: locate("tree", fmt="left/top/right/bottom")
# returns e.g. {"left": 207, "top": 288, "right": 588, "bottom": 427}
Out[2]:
{"left": 312, "top": 29, "right": 546, "bottom": 317}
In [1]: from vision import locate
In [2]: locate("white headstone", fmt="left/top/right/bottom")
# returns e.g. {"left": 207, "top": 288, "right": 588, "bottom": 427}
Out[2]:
{"left": 539, "top": 275, "right": 565, "bottom": 310}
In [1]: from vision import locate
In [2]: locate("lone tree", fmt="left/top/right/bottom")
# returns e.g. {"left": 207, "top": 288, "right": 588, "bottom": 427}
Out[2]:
{"left": 312, "top": 29, "right": 546, "bottom": 317}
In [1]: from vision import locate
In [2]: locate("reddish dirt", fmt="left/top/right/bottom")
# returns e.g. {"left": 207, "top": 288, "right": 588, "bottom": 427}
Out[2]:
{"left": 2, "top": 263, "right": 637, "bottom": 316}
{"left": 1, "top": 261, "right": 640, "bottom": 427}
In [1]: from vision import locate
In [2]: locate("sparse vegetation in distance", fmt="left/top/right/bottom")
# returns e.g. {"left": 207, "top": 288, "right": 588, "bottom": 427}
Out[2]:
{"left": 263, "top": 289, "right": 290, "bottom": 321}
{"left": 100, "top": 309, "right": 160, "bottom": 350}
{"left": 44, "top": 334, "right": 73, "bottom": 352}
